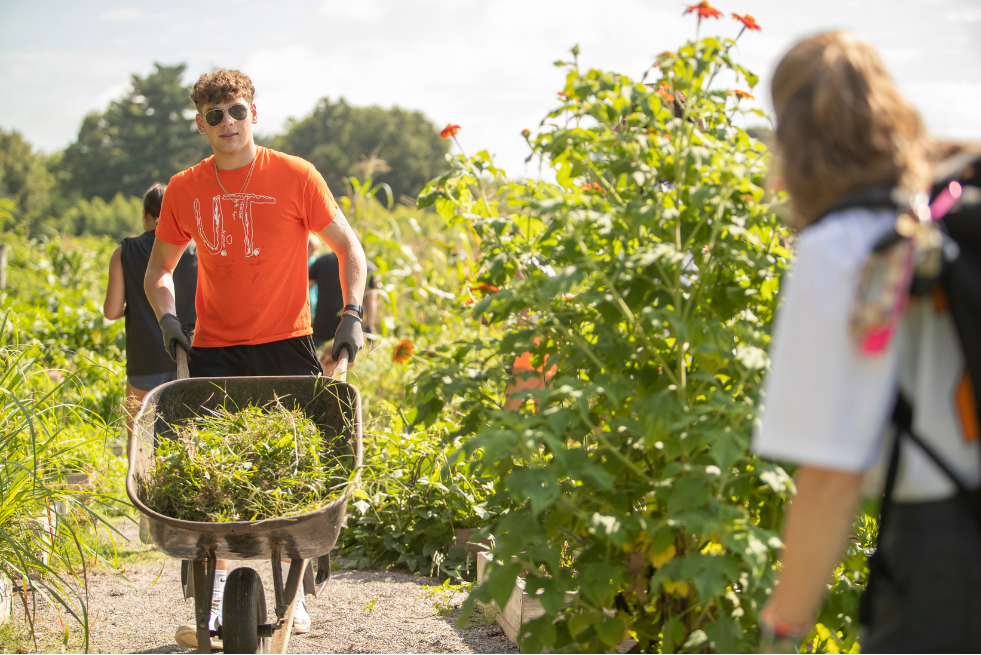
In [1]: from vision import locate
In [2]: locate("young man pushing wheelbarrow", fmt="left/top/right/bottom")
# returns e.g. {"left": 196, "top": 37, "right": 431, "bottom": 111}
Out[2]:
{"left": 143, "top": 68, "right": 368, "bottom": 649}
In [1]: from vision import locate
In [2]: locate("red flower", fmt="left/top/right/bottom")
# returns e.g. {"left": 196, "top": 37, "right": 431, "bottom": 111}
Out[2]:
{"left": 657, "top": 82, "right": 675, "bottom": 102}
{"left": 557, "top": 91, "right": 570, "bottom": 99}
{"left": 581, "top": 183, "right": 607, "bottom": 194}
{"left": 474, "top": 282, "right": 500, "bottom": 293}
{"left": 684, "top": 1, "right": 723, "bottom": 19}
{"left": 440, "top": 123, "right": 461, "bottom": 139}
{"left": 392, "top": 339, "right": 415, "bottom": 364}
{"left": 731, "top": 90, "right": 754, "bottom": 100}
{"left": 732, "top": 13, "right": 761, "bottom": 31}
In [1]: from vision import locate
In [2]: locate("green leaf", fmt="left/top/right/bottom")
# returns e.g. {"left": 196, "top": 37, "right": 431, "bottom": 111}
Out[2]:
{"left": 595, "top": 613, "right": 625, "bottom": 646}
{"left": 661, "top": 615, "right": 687, "bottom": 654}
{"left": 568, "top": 610, "right": 601, "bottom": 636}
{"left": 486, "top": 561, "right": 523, "bottom": 611}
{"left": 704, "top": 616, "right": 742, "bottom": 653}
{"left": 578, "top": 561, "right": 621, "bottom": 605}
{"left": 435, "top": 196, "right": 456, "bottom": 222}
{"left": 709, "top": 428, "right": 743, "bottom": 471}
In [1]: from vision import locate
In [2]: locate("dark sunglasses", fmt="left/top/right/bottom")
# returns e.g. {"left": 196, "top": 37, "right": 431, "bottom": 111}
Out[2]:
{"left": 203, "top": 104, "right": 249, "bottom": 127}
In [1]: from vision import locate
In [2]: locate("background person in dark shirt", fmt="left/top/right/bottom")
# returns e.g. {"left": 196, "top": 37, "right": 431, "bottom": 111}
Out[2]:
{"left": 308, "top": 238, "right": 377, "bottom": 374}
{"left": 103, "top": 183, "right": 197, "bottom": 439}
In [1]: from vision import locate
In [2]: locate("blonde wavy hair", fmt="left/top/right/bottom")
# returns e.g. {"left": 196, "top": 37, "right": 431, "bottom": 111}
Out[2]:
{"left": 771, "top": 31, "right": 933, "bottom": 229}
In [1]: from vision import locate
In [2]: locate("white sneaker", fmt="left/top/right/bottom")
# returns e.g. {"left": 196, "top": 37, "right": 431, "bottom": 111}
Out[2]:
{"left": 175, "top": 624, "right": 222, "bottom": 650}
{"left": 210, "top": 570, "right": 226, "bottom": 631}
{"left": 292, "top": 596, "right": 311, "bottom": 634}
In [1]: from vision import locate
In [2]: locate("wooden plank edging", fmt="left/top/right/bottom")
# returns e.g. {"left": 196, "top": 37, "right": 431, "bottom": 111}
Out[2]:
{"left": 476, "top": 552, "right": 638, "bottom": 653}
{"left": 0, "top": 572, "right": 10, "bottom": 625}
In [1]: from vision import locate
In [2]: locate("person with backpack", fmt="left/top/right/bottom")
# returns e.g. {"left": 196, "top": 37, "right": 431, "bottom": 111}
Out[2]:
{"left": 102, "top": 182, "right": 197, "bottom": 444}
{"left": 753, "top": 31, "right": 981, "bottom": 652}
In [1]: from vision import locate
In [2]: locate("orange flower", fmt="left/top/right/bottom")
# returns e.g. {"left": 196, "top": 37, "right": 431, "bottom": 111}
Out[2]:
{"left": 731, "top": 90, "right": 754, "bottom": 100}
{"left": 521, "top": 128, "right": 531, "bottom": 138}
{"left": 732, "top": 13, "right": 761, "bottom": 31}
{"left": 475, "top": 282, "right": 500, "bottom": 293}
{"left": 684, "top": 1, "right": 723, "bottom": 19}
{"left": 440, "top": 123, "right": 461, "bottom": 139}
{"left": 392, "top": 339, "right": 415, "bottom": 364}
{"left": 581, "top": 183, "right": 607, "bottom": 194}
{"left": 464, "top": 297, "right": 474, "bottom": 306}
{"left": 657, "top": 82, "right": 675, "bottom": 102}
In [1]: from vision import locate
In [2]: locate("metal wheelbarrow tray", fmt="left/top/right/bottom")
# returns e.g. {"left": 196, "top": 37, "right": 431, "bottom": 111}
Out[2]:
{"left": 126, "top": 375, "right": 363, "bottom": 654}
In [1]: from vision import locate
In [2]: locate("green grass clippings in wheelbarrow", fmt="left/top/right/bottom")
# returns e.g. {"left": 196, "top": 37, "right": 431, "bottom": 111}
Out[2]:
{"left": 126, "top": 351, "right": 362, "bottom": 654}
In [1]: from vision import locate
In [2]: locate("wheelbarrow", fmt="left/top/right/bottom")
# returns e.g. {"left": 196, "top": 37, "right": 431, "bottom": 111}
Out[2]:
{"left": 126, "top": 350, "right": 362, "bottom": 653}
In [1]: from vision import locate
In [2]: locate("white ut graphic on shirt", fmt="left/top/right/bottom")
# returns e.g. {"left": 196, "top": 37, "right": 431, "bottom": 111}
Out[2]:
{"left": 194, "top": 194, "right": 276, "bottom": 257}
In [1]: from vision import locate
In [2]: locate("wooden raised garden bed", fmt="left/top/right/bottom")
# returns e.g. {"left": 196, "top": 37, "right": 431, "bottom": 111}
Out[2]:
{"left": 476, "top": 551, "right": 559, "bottom": 643}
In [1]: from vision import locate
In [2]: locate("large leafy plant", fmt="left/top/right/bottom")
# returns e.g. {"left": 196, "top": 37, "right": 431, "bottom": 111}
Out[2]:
{"left": 411, "top": 16, "right": 800, "bottom": 653}
{"left": 338, "top": 404, "right": 503, "bottom": 580}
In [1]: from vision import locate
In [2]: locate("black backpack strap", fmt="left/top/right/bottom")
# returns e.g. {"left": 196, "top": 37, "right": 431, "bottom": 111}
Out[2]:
{"left": 877, "top": 407, "right": 903, "bottom": 532}
{"left": 861, "top": 393, "right": 905, "bottom": 625}
{"left": 892, "top": 393, "right": 971, "bottom": 492}
{"left": 812, "top": 186, "right": 902, "bottom": 226}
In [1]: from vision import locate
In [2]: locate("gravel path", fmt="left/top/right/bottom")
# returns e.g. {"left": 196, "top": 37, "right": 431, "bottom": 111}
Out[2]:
{"left": 9, "top": 521, "right": 518, "bottom": 654}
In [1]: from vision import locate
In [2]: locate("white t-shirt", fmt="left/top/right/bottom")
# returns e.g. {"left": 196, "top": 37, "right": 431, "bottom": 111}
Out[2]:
{"left": 753, "top": 207, "right": 980, "bottom": 501}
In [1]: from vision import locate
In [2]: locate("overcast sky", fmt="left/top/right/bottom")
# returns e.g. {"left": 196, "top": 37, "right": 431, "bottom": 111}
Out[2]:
{"left": 2, "top": 0, "right": 980, "bottom": 178}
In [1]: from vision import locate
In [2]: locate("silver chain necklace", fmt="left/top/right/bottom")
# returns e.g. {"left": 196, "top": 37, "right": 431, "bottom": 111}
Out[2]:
{"left": 214, "top": 147, "right": 259, "bottom": 207}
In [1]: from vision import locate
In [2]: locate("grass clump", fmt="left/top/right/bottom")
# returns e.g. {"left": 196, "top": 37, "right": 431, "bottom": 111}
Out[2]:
{"left": 143, "top": 403, "right": 351, "bottom": 522}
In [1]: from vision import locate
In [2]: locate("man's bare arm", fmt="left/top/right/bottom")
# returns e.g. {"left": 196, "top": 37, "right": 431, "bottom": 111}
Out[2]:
{"left": 144, "top": 239, "right": 189, "bottom": 320}
{"left": 317, "top": 210, "right": 367, "bottom": 314}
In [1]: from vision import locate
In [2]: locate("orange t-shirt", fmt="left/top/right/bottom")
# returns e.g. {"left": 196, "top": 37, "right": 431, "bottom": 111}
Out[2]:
{"left": 156, "top": 147, "right": 338, "bottom": 347}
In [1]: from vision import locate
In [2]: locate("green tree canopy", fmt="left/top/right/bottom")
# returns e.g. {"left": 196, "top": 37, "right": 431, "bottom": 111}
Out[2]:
{"left": 62, "top": 194, "right": 143, "bottom": 241}
{"left": 271, "top": 97, "right": 449, "bottom": 202}
{"left": 58, "top": 63, "right": 210, "bottom": 201}
{"left": 0, "top": 128, "right": 57, "bottom": 235}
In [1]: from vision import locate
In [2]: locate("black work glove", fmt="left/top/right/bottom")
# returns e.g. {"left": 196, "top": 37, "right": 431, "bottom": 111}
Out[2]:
{"left": 159, "top": 313, "right": 190, "bottom": 361}
{"left": 331, "top": 313, "right": 364, "bottom": 363}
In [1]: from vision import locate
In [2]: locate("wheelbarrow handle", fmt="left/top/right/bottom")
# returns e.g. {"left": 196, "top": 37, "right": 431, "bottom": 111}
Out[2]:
{"left": 331, "top": 349, "right": 349, "bottom": 382}
{"left": 177, "top": 346, "right": 190, "bottom": 380}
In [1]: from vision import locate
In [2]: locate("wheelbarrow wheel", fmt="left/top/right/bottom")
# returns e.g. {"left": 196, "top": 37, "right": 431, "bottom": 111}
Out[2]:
{"left": 222, "top": 567, "right": 269, "bottom": 654}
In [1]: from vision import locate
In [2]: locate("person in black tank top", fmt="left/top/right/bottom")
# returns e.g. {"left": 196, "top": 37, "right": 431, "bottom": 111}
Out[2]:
{"left": 308, "top": 237, "right": 378, "bottom": 374}
{"left": 103, "top": 183, "right": 197, "bottom": 441}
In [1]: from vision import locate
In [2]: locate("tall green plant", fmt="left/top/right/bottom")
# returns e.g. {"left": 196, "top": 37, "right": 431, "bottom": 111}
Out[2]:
{"left": 0, "top": 316, "right": 123, "bottom": 652}
{"left": 339, "top": 405, "right": 502, "bottom": 580}
{"left": 412, "top": 19, "right": 799, "bottom": 653}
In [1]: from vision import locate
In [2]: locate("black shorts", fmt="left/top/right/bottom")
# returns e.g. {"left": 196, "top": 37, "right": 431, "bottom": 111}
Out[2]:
{"left": 188, "top": 335, "right": 323, "bottom": 378}
{"left": 862, "top": 497, "right": 981, "bottom": 652}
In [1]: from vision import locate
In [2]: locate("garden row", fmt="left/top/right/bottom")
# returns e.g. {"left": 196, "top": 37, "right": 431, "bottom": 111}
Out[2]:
{"left": 0, "top": 14, "right": 877, "bottom": 655}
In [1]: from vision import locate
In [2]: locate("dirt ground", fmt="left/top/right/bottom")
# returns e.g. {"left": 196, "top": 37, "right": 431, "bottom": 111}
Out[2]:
{"left": 6, "top": 521, "right": 518, "bottom": 654}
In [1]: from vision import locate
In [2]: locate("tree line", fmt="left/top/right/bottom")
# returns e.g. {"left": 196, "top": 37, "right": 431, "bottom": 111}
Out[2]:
{"left": 0, "top": 63, "right": 450, "bottom": 240}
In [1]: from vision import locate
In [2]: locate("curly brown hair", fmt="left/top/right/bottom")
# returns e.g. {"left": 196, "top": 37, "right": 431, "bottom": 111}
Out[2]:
{"left": 190, "top": 69, "right": 255, "bottom": 113}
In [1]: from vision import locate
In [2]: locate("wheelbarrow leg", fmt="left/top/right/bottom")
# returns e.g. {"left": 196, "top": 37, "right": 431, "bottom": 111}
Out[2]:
{"left": 192, "top": 551, "right": 217, "bottom": 654}
{"left": 269, "top": 543, "right": 308, "bottom": 654}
